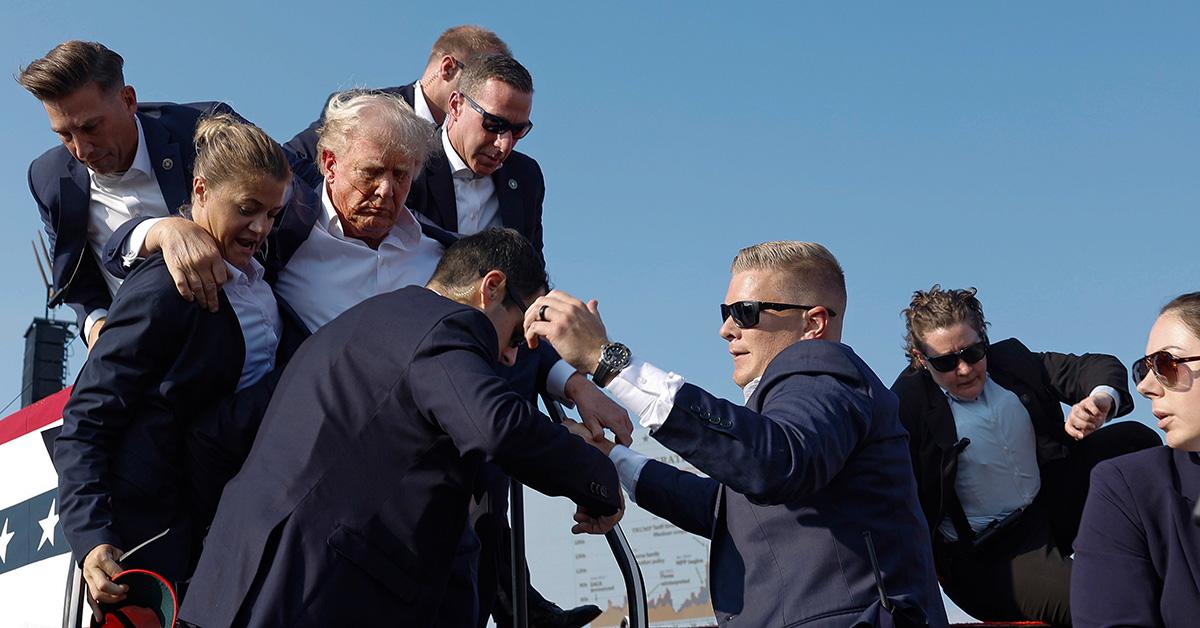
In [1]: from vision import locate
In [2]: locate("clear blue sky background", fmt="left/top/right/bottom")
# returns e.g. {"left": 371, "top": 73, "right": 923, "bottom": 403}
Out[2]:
{"left": 3, "top": 1, "right": 1195, "bottom": 413}
{"left": 0, "top": 2, "right": 1195, "bottom": 622}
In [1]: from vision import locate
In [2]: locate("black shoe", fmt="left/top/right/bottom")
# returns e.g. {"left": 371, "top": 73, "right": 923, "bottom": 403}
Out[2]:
{"left": 528, "top": 602, "right": 603, "bottom": 628}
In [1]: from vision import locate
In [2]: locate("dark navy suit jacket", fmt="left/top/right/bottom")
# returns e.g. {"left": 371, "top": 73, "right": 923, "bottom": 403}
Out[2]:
{"left": 634, "top": 340, "right": 948, "bottom": 628}
{"left": 179, "top": 286, "right": 620, "bottom": 628}
{"left": 52, "top": 254, "right": 300, "bottom": 586}
{"left": 284, "top": 82, "right": 417, "bottom": 180}
{"left": 1072, "top": 447, "right": 1200, "bottom": 627}
{"left": 405, "top": 141, "right": 546, "bottom": 254}
{"left": 27, "top": 102, "right": 232, "bottom": 332}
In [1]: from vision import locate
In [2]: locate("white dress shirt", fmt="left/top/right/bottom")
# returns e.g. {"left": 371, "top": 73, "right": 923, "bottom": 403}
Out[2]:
{"left": 273, "top": 183, "right": 444, "bottom": 332}
{"left": 411, "top": 81, "right": 437, "bottom": 125}
{"left": 604, "top": 356, "right": 696, "bottom": 503}
{"left": 441, "top": 128, "right": 501, "bottom": 235}
{"left": 84, "top": 117, "right": 170, "bottom": 337}
{"left": 222, "top": 259, "right": 282, "bottom": 391}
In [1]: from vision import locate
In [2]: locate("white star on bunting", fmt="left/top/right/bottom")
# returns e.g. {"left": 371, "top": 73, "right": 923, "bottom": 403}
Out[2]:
{"left": 0, "top": 518, "right": 14, "bottom": 563}
{"left": 37, "top": 499, "right": 59, "bottom": 551}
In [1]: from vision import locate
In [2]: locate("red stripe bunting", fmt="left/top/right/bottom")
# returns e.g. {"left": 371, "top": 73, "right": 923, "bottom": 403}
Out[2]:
{"left": 0, "top": 387, "right": 72, "bottom": 447}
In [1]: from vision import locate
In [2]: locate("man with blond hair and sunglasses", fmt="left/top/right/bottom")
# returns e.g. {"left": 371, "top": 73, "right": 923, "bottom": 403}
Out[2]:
{"left": 890, "top": 285, "right": 1160, "bottom": 625}
{"left": 524, "top": 241, "right": 950, "bottom": 628}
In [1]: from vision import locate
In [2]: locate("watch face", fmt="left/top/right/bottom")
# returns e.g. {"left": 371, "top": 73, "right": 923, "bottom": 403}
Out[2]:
{"left": 603, "top": 343, "right": 631, "bottom": 366}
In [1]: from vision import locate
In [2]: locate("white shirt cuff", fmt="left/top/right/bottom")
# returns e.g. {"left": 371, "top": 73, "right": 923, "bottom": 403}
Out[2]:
{"left": 1089, "top": 385, "right": 1121, "bottom": 420}
{"left": 608, "top": 444, "right": 651, "bottom": 505}
{"left": 84, "top": 309, "right": 109, "bottom": 344}
{"left": 605, "top": 357, "right": 685, "bottom": 432}
{"left": 123, "top": 217, "right": 168, "bottom": 268}
{"left": 545, "top": 359, "right": 577, "bottom": 407}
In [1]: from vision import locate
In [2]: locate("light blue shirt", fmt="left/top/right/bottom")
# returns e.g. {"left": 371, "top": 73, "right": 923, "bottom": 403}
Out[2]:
{"left": 940, "top": 375, "right": 1041, "bottom": 539}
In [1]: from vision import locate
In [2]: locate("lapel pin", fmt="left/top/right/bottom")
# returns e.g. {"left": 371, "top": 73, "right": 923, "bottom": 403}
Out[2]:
{"left": 162, "top": 158, "right": 174, "bottom": 171}
{"left": 508, "top": 179, "right": 518, "bottom": 190}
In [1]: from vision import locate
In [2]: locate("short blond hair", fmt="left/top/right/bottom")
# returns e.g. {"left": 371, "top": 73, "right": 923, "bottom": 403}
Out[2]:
{"left": 426, "top": 25, "right": 511, "bottom": 66}
{"left": 315, "top": 90, "right": 437, "bottom": 170}
{"left": 731, "top": 241, "right": 847, "bottom": 313}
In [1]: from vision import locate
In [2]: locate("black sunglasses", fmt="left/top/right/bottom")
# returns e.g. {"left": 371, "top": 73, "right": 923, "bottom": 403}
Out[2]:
{"left": 1132, "top": 351, "right": 1200, "bottom": 389}
{"left": 503, "top": 284, "right": 529, "bottom": 348}
{"left": 720, "top": 301, "right": 838, "bottom": 329}
{"left": 460, "top": 92, "right": 533, "bottom": 139}
{"left": 922, "top": 340, "right": 989, "bottom": 373}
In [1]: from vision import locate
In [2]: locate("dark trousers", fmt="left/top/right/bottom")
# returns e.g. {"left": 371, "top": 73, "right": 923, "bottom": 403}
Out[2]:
{"left": 936, "top": 421, "right": 1161, "bottom": 627}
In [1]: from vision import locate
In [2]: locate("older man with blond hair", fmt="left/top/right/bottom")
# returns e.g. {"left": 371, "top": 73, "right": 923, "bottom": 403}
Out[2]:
{"left": 525, "top": 241, "right": 950, "bottom": 628}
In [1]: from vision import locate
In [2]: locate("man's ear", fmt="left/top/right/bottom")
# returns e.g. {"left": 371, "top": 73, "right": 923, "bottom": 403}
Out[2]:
{"left": 479, "top": 269, "right": 507, "bottom": 308}
{"left": 438, "top": 55, "right": 460, "bottom": 81}
{"left": 801, "top": 306, "right": 833, "bottom": 340}
{"left": 118, "top": 84, "right": 137, "bottom": 114}
{"left": 319, "top": 149, "right": 337, "bottom": 179}
{"left": 447, "top": 91, "right": 464, "bottom": 122}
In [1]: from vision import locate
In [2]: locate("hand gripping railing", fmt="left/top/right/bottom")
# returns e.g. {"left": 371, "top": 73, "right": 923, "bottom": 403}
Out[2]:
{"left": 506, "top": 397, "right": 648, "bottom": 628}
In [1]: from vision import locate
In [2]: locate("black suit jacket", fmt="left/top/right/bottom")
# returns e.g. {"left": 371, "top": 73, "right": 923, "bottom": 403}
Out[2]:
{"left": 27, "top": 102, "right": 233, "bottom": 332}
{"left": 406, "top": 141, "right": 546, "bottom": 254}
{"left": 634, "top": 340, "right": 948, "bottom": 628}
{"left": 179, "top": 286, "right": 620, "bottom": 628}
{"left": 284, "top": 82, "right": 418, "bottom": 187}
{"left": 53, "top": 255, "right": 254, "bottom": 585}
{"left": 890, "top": 337, "right": 1133, "bottom": 551}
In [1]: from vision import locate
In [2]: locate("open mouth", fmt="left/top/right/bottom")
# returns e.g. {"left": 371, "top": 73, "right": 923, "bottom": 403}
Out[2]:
{"left": 234, "top": 237, "right": 260, "bottom": 254}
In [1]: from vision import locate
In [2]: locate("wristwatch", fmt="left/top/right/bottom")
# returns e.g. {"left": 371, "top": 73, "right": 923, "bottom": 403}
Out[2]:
{"left": 592, "top": 342, "right": 631, "bottom": 387}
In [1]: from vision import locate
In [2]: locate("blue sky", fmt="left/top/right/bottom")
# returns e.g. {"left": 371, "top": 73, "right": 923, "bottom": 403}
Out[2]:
{"left": 3, "top": 1, "right": 1195, "bottom": 412}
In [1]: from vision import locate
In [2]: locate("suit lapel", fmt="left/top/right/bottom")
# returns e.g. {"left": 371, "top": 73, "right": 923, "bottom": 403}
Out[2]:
{"left": 139, "top": 112, "right": 189, "bottom": 213}
{"left": 492, "top": 168, "right": 523, "bottom": 232}
{"left": 921, "top": 373, "right": 960, "bottom": 448}
{"left": 53, "top": 160, "right": 92, "bottom": 287}
{"left": 425, "top": 149, "right": 459, "bottom": 231}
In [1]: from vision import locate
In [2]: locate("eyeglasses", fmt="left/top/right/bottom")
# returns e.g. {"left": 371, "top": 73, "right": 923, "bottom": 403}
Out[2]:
{"left": 921, "top": 340, "right": 989, "bottom": 373}
{"left": 1131, "top": 351, "right": 1200, "bottom": 389}
{"left": 460, "top": 92, "right": 533, "bottom": 139}
{"left": 503, "top": 284, "right": 529, "bottom": 348}
{"left": 719, "top": 301, "right": 838, "bottom": 329}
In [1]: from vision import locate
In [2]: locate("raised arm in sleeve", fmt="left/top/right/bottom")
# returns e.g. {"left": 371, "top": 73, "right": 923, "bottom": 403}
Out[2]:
{"left": 1041, "top": 349, "right": 1134, "bottom": 418}
{"left": 652, "top": 371, "right": 873, "bottom": 505}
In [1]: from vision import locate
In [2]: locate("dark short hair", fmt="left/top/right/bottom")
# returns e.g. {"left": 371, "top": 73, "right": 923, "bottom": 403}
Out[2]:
{"left": 457, "top": 54, "right": 533, "bottom": 98}
{"left": 18, "top": 40, "right": 125, "bottom": 101}
{"left": 1163, "top": 292, "right": 1200, "bottom": 341}
{"left": 429, "top": 227, "right": 548, "bottom": 304}
{"left": 902, "top": 285, "right": 990, "bottom": 369}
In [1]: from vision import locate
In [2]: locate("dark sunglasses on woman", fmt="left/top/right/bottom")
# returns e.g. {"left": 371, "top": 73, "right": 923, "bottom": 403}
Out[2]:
{"left": 1131, "top": 351, "right": 1200, "bottom": 389}
{"left": 921, "top": 340, "right": 989, "bottom": 373}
